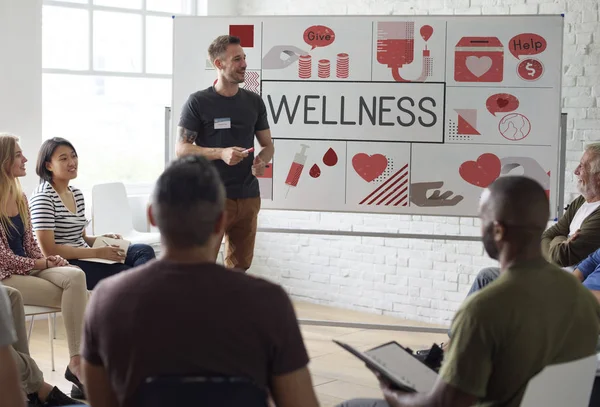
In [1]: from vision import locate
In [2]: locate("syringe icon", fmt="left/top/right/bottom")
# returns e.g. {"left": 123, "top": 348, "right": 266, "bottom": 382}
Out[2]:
{"left": 285, "top": 143, "right": 310, "bottom": 198}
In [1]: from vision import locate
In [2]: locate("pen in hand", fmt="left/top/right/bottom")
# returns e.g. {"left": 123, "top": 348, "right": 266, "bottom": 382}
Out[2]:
{"left": 102, "top": 239, "right": 121, "bottom": 251}
{"left": 101, "top": 239, "right": 125, "bottom": 259}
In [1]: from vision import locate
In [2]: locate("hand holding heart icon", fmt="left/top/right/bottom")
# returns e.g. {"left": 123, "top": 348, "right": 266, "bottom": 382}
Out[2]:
{"left": 410, "top": 181, "right": 464, "bottom": 207}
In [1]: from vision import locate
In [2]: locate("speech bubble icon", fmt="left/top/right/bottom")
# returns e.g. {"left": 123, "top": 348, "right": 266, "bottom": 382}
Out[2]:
{"left": 303, "top": 25, "right": 335, "bottom": 50}
{"left": 486, "top": 93, "right": 519, "bottom": 116}
{"left": 509, "top": 33, "right": 547, "bottom": 59}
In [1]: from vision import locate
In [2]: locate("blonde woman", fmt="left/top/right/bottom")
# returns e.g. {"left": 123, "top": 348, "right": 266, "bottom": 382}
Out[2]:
{"left": 0, "top": 134, "right": 88, "bottom": 399}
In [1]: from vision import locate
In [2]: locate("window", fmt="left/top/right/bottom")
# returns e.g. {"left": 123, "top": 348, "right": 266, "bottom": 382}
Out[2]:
{"left": 42, "top": 6, "right": 89, "bottom": 70}
{"left": 93, "top": 11, "right": 143, "bottom": 72}
{"left": 42, "top": 1, "right": 199, "bottom": 190}
{"left": 147, "top": 0, "right": 195, "bottom": 14}
{"left": 43, "top": 74, "right": 171, "bottom": 187}
{"left": 146, "top": 16, "right": 173, "bottom": 75}
{"left": 93, "top": 0, "right": 141, "bottom": 9}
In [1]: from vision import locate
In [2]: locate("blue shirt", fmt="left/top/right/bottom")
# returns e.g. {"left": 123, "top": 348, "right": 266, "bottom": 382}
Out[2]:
{"left": 6, "top": 214, "right": 26, "bottom": 257}
{"left": 576, "top": 249, "right": 600, "bottom": 280}
{"left": 575, "top": 249, "right": 600, "bottom": 290}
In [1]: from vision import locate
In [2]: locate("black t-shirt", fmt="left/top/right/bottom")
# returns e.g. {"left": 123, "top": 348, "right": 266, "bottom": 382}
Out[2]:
{"left": 178, "top": 87, "right": 270, "bottom": 199}
{"left": 7, "top": 215, "right": 25, "bottom": 257}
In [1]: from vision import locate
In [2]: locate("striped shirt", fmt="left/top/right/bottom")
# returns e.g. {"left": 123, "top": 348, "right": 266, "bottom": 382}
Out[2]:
{"left": 29, "top": 182, "right": 89, "bottom": 248}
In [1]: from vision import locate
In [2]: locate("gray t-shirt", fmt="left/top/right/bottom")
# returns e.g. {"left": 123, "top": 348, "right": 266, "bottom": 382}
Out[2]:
{"left": 178, "top": 87, "right": 270, "bottom": 199}
{"left": 0, "top": 286, "right": 17, "bottom": 347}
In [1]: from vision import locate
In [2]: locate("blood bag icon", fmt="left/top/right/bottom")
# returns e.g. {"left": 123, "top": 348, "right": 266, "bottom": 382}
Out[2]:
{"left": 376, "top": 21, "right": 433, "bottom": 82}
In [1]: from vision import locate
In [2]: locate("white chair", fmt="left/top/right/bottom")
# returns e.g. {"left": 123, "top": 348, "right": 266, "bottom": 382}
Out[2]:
{"left": 91, "top": 182, "right": 160, "bottom": 247}
{"left": 24, "top": 305, "right": 60, "bottom": 372}
{"left": 519, "top": 354, "right": 598, "bottom": 407}
{"left": 217, "top": 241, "right": 225, "bottom": 265}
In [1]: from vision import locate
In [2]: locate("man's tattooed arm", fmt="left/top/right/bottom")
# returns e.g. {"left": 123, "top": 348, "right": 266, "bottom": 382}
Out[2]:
{"left": 175, "top": 126, "right": 223, "bottom": 161}
{"left": 178, "top": 127, "right": 198, "bottom": 144}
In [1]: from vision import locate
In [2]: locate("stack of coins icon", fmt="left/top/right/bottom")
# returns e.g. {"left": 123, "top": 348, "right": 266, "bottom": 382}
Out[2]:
{"left": 298, "top": 54, "right": 312, "bottom": 79}
{"left": 336, "top": 53, "right": 349, "bottom": 78}
{"left": 318, "top": 59, "right": 330, "bottom": 78}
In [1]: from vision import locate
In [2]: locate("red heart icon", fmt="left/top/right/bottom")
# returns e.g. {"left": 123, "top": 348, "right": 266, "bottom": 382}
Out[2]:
{"left": 459, "top": 153, "right": 501, "bottom": 188}
{"left": 497, "top": 98, "right": 509, "bottom": 108}
{"left": 352, "top": 153, "right": 388, "bottom": 182}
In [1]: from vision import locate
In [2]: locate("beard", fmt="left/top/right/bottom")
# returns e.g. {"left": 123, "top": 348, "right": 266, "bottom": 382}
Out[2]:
{"left": 577, "top": 178, "right": 599, "bottom": 201}
{"left": 577, "top": 178, "right": 586, "bottom": 196}
{"left": 482, "top": 223, "right": 500, "bottom": 260}
{"left": 225, "top": 70, "right": 245, "bottom": 84}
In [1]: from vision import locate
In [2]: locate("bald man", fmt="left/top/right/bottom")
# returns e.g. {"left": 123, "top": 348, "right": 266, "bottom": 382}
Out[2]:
{"left": 338, "top": 176, "right": 600, "bottom": 407}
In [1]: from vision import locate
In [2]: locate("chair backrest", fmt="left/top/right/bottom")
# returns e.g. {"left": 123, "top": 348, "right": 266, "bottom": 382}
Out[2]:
{"left": 91, "top": 182, "right": 134, "bottom": 236}
{"left": 519, "top": 354, "right": 598, "bottom": 407}
{"left": 136, "top": 375, "right": 268, "bottom": 407}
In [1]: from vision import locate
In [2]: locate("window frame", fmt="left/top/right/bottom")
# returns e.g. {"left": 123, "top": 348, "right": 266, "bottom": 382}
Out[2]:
{"left": 42, "top": 0, "right": 199, "bottom": 193}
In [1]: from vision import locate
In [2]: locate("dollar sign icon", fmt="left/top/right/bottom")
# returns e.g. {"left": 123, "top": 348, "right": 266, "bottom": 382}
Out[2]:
{"left": 518, "top": 58, "right": 543, "bottom": 81}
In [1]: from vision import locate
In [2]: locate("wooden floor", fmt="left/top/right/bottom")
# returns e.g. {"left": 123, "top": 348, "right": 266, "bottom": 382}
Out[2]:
{"left": 27, "top": 301, "right": 448, "bottom": 406}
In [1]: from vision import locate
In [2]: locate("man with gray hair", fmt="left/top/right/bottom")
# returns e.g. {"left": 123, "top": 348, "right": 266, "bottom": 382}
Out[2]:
{"left": 466, "top": 143, "right": 600, "bottom": 297}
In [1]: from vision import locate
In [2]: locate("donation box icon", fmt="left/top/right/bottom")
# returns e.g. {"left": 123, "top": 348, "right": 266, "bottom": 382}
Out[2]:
{"left": 454, "top": 37, "right": 504, "bottom": 82}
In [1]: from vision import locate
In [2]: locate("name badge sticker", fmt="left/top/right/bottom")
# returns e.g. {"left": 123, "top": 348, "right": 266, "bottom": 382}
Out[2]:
{"left": 214, "top": 117, "right": 231, "bottom": 129}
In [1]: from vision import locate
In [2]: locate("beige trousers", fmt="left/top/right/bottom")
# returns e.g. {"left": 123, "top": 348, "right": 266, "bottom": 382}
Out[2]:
{"left": 4, "top": 285, "right": 44, "bottom": 394}
{"left": 2, "top": 266, "right": 88, "bottom": 358}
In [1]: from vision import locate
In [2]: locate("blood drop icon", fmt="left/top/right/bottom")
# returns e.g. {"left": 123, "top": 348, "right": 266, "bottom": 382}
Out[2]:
{"left": 323, "top": 148, "right": 338, "bottom": 166}
{"left": 420, "top": 25, "right": 433, "bottom": 42}
{"left": 309, "top": 164, "right": 321, "bottom": 178}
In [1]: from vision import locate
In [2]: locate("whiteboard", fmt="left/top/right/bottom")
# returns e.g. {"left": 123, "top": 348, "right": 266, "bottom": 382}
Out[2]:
{"left": 172, "top": 15, "right": 564, "bottom": 218}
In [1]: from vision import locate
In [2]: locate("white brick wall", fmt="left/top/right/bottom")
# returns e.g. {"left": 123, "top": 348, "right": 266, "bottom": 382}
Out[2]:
{"left": 238, "top": 0, "right": 600, "bottom": 325}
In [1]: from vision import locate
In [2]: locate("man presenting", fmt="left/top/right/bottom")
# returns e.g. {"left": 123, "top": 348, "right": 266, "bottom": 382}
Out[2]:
{"left": 176, "top": 34, "right": 274, "bottom": 271}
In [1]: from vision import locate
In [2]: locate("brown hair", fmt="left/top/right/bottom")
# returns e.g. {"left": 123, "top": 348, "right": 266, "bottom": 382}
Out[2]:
{"left": 208, "top": 35, "right": 241, "bottom": 64}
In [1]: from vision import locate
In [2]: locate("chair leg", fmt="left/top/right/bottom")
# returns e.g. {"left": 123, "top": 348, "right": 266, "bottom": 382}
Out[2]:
{"left": 48, "top": 314, "right": 55, "bottom": 372}
{"left": 27, "top": 316, "right": 35, "bottom": 343}
{"left": 219, "top": 243, "right": 225, "bottom": 265}
{"left": 53, "top": 313, "right": 56, "bottom": 339}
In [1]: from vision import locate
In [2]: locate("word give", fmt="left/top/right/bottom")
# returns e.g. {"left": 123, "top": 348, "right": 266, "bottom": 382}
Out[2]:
{"left": 303, "top": 25, "right": 336, "bottom": 50}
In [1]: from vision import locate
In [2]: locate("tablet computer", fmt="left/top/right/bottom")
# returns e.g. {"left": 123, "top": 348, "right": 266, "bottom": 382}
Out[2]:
{"left": 333, "top": 340, "right": 417, "bottom": 393}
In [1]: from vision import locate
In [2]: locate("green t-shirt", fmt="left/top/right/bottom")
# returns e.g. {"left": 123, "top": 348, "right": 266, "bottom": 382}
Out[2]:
{"left": 440, "top": 257, "right": 600, "bottom": 407}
